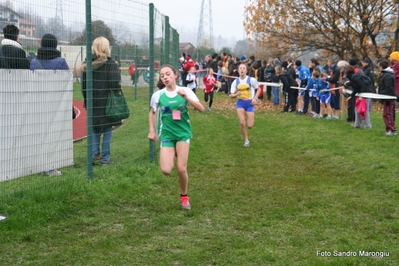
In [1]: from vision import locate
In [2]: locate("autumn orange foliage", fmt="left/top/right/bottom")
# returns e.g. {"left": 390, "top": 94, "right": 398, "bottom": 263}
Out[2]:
{"left": 244, "top": 0, "right": 398, "bottom": 60}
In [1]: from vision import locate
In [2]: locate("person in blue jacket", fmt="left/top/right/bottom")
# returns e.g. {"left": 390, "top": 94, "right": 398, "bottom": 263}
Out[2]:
{"left": 294, "top": 60, "right": 310, "bottom": 114}
{"left": 30, "top": 33, "right": 69, "bottom": 176}
{"left": 30, "top": 33, "right": 69, "bottom": 70}
{"left": 306, "top": 70, "right": 321, "bottom": 118}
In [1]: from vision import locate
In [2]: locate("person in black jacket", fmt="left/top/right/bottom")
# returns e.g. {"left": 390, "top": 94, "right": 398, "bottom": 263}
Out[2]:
{"left": 0, "top": 24, "right": 30, "bottom": 69}
{"left": 264, "top": 58, "right": 275, "bottom": 101}
{"left": 276, "top": 65, "right": 297, "bottom": 112}
{"left": 344, "top": 65, "right": 372, "bottom": 129}
{"left": 208, "top": 53, "right": 219, "bottom": 73}
{"left": 326, "top": 57, "right": 341, "bottom": 119}
{"left": 378, "top": 60, "right": 397, "bottom": 135}
{"left": 362, "top": 58, "right": 375, "bottom": 92}
{"left": 257, "top": 60, "right": 266, "bottom": 100}
{"left": 362, "top": 57, "right": 375, "bottom": 111}
{"left": 81, "top": 37, "right": 122, "bottom": 165}
{"left": 286, "top": 58, "right": 298, "bottom": 111}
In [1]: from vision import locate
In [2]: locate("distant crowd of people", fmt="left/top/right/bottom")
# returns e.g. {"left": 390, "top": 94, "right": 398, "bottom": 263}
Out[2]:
{"left": 178, "top": 51, "right": 398, "bottom": 136}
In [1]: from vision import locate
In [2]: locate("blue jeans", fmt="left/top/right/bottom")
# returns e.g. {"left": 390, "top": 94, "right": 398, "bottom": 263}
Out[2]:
{"left": 303, "top": 92, "right": 310, "bottom": 113}
{"left": 272, "top": 86, "right": 280, "bottom": 105}
{"left": 92, "top": 126, "right": 113, "bottom": 163}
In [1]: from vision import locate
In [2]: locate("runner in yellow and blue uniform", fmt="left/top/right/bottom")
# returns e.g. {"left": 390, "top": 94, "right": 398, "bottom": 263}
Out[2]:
{"left": 230, "top": 63, "right": 261, "bottom": 147}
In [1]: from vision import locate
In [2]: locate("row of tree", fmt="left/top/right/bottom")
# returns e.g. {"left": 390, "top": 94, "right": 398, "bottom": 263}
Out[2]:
{"left": 244, "top": 0, "right": 398, "bottom": 61}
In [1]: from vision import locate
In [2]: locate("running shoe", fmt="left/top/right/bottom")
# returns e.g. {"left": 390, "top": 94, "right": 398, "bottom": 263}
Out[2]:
{"left": 243, "top": 140, "right": 250, "bottom": 147}
{"left": 180, "top": 195, "right": 191, "bottom": 210}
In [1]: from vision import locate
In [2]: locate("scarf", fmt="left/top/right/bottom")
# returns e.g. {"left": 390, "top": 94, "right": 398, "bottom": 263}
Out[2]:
{"left": 1, "top": 39, "right": 23, "bottom": 49}
{"left": 36, "top": 47, "right": 61, "bottom": 60}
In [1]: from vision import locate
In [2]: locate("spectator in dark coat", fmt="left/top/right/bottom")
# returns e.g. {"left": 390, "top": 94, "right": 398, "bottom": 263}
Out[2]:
{"left": 208, "top": 53, "right": 219, "bottom": 76}
{"left": 264, "top": 58, "right": 275, "bottom": 101}
{"left": 362, "top": 57, "right": 374, "bottom": 91}
{"left": 378, "top": 60, "right": 397, "bottom": 135}
{"left": 81, "top": 37, "right": 122, "bottom": 165}
{"left": 276, "top": 65, "right": 297, "bottom": 112}
{"left": 30, "top": 33, "right": 69, "bottom": 70}
{"left": 326, "top": 57, "right": 342, "bottom": 119}
{"left": 286, "top": 57, "right": 298, "bottom": 111}
{"left": 225, "top": 57, "right": 236, "bottom": 94}
{"left": 29, "top": 33, "right": 70, "bottom": 176}
{"left": 0, "top": 24, "right": 30, "bottom": 69}
{"left": 344, "top": 65, "right": 372, "bottom": 129}
{"left": 362, "top": 57, "right": 375, "bottom": 111}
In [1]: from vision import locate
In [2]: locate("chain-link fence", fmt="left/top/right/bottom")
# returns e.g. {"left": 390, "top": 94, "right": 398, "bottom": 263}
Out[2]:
{"left": 0, "top": 0, "right": 179, "bottom": 203}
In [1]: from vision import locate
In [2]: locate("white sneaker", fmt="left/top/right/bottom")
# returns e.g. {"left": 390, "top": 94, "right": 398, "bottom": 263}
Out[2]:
{"left": 243, "top": 140, "right": 250, "bottom": 147}
{"left": 385, "top": 131, "right": 398, "bottom": 136}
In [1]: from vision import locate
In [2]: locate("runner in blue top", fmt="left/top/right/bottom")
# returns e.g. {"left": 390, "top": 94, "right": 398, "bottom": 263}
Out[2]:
{"left": 318, "top": 72, "right": 332, "bottom": 119}
{"left": 229, "top": 63, "right": 261, "bottom": 147}
{"left": 306, "top": 71, "right": 321, "bottom": 118}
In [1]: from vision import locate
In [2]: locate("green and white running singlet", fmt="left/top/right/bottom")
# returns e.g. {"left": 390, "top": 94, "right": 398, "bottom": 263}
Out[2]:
{"left": 150, "top": 86, "right": 200, "bottom": 143}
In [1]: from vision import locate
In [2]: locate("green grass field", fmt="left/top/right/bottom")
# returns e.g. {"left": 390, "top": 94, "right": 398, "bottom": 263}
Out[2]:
{"left": 1, "top": 89, "right": 398, "bottom": 265}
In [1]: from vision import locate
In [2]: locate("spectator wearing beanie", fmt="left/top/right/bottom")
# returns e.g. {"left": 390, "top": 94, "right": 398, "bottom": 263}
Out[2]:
{"left": 349, "top": 58, "right": 358, "bottom": 67}
{"left": 30, "top": 33, "right": 69, "bottom": 176}
{"left": 30, "top": 33, "right": 69, "bottom": 70}
{"left": 389, "top": 51, "right": 399, "bottom": 97}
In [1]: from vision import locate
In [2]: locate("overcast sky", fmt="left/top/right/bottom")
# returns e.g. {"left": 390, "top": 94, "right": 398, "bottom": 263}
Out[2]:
{"left": 13, "top": 0, "right": 248, "bottom": 48}
{"left": 140, "top": 0, "right": 248, "bottom": 43}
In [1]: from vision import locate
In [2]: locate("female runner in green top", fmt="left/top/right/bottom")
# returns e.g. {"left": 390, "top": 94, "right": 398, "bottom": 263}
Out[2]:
{"left": 148, "top": 65, "right": 204, "bottom": 210}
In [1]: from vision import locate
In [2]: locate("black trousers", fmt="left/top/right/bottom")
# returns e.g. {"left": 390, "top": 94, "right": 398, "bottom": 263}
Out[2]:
{"left": 347, "top": 96, "right": 356, "bottom": 122}
{"left": 303, "top": 92, "right": 310, "bottom": 113}
{"left": 204, "top": 91, "right": 214, "bottom": 108}
{"left": 288, "top": 88, "right": 298, "bottom": 111}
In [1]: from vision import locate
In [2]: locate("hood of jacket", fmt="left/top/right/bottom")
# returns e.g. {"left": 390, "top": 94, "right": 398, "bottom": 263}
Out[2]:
{"left": 81, "top": 54, "right": 108, "bottom": 72}
{"left": 382, "top": 67, "right": 394, "bottom": 74}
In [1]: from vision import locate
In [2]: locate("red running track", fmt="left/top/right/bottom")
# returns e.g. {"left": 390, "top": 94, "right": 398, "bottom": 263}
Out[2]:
{"left": 73, "top": 100, "right": 87, "bottom": 141}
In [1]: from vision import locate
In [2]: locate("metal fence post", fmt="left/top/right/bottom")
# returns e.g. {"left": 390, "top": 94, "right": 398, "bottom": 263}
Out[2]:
{"left": 117, "top": 45, "right": 121, "bottom": 66}
{"left": 134, "top": 44, "right": 137, "bottom": 100}
{"left": 173, "top": 29, "right": 179, "bottom": 71}
{"left": 85, "top": 0, "right": 93, "bottom": 179}
{"left": 165, "top": 16, "right": 170, "bottom": 65}
{"left": 175, "top": 31, "right": 180, "bottom": 71}
{"left": 149, "top": 3, "right": 155, "bottom": 164}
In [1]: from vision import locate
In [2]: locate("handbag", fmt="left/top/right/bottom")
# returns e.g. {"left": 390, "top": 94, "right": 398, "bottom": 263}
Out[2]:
{"left": 105, "top": 90, "right": 130, "bottom": 122}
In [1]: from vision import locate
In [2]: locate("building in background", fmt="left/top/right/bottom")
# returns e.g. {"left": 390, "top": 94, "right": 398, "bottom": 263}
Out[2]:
{"left": 179, "top": 42, "right": 195, "bottom": 57}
